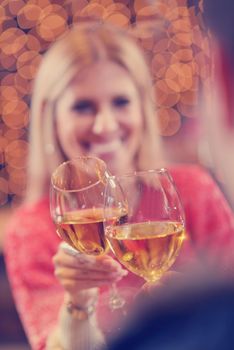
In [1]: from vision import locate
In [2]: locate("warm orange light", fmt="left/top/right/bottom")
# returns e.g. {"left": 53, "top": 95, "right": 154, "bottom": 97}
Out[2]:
{"left": 0, "top": 136, "right": 9, "bottom": 152}
{"left": 1, "top": 86, "right": 18, "bottom": 101}
{"left": 4, "top": 128, "right": 26, "bottom": 141}
{"left": 0, "top": 52, "right": 17, "bottom": 71}
{"left": 0, "top": 177, "right": 8, "bottom": 194}
{"left": 26, "top": 34, "right": 41, "bottom": 51}
{"left": 5, "top": 140, "right": 28, "bottom": 169}
{"left": 37, "top": 14, "right": 67, "bottom": 41}
{"left": 17, "top": 51, "right": 42, "bottom": 80}
{"left": 8, "top": 0, "right": 25, "bottom": 16}
{"left": 105, "top": 13, "right": 129, "bottom": 28}
{"left": 40, "top": 4, "right": 68, "bottom": 22}
{"left": 80, "top": 3, "right": 105, "bottom": 19}
{"left": 177, "top": 101, "right": 197, "bottom": 118}
{"left": 0, "top": 177, "right": 9, "bottom": 206}
{"left": 17, "top": 4, "right": 42, "bottom": 29}
{"left": 95, "top": 0, "right": 113, "bottom": 6}
{"left": 2, "top": 109, "right": 29, "bottom": 129}
{"left": 0, "top": 28, "right": 27, "bottom": 55}
{"left": 158, "top": 107, "right": 181, "bottom": 136}
{"left": 106, "top": 3, "right": 130, "bottom": 18}
{"left": 154, "top": 80, "right": 180, "bottom": 108}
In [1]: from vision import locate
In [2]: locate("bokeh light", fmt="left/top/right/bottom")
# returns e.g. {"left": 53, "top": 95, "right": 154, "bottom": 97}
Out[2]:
{"left": 0, "top": 0, "right": 210, "bottom": 207}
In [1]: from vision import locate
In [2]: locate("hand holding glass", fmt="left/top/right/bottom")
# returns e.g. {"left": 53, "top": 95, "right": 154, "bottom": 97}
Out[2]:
{"left": 50, "top": 157, "right": 126, "bottom": 309}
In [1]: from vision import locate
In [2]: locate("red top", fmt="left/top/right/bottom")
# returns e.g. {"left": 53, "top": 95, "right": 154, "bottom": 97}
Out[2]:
{"left": 4, "top": 164, "right": 234, "bottom": 349}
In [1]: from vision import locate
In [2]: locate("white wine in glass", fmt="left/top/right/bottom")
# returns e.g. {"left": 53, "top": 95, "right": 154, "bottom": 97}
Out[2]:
{"left": 104, "top": 169, "right": 186, "bottom": 285}
{"left": 50, "top": 156, "right": 126, "bottom": 309}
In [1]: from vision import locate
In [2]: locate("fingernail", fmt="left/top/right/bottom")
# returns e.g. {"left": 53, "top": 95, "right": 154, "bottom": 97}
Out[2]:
{"left": 111, "top": 269, "right": 128, "bottom": 277}
{"left": 120, "top": 269, "right": 128, "bottom": 276}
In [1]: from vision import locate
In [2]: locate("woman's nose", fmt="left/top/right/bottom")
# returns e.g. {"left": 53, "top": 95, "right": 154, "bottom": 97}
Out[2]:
{"left": 92, "top": 108, "right": 118, "bottom": 135}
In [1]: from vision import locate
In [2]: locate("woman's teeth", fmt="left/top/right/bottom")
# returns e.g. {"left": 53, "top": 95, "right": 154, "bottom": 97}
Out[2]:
{"left": 90, "top": 140, "right": 121, "bottom": 154}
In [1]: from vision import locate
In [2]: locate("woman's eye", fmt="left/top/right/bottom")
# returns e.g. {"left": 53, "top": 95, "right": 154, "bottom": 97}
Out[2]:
{"left": 72, "top": 101, "right": 95, "bottom": 115}
{"left": 113, "top": 97, "right": 130, "bottom": 108}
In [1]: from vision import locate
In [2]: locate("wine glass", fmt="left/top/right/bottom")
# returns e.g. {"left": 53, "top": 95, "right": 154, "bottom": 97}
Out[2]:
{"left": 50, "top": 156, "right": 125, "bottom": 309}
{"left": 104, "top": 168, "right": 186, "bottom": 287}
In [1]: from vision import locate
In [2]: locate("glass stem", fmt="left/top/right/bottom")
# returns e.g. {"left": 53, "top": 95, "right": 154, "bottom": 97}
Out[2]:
{"left": 109, "top": 283, "right": 126, "bottom": 310}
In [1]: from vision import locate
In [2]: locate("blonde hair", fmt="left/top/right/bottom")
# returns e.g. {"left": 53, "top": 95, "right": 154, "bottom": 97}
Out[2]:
{"left": 27, "top": 22, "right": 164, "bottom": 203}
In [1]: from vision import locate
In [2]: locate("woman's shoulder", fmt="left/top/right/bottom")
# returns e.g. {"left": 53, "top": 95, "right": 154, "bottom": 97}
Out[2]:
{"left": 5, "top": 196, "right": 52, "bottom": 237}
{"left": 10, "top": 196, "right": 50, "bottom": 218}
{"left": 167, "top": 163, "right": 226, "bottom": 208}
{"left": 168, "top": 163, "right": 209, "bottom": 178}
{"left": 168, "top": 163, "right": 215, "bottom": 189}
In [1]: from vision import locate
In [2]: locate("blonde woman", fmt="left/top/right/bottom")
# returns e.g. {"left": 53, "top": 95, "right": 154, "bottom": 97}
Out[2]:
{"left": 4, "top": 22, "right": 234, "bottom": 350}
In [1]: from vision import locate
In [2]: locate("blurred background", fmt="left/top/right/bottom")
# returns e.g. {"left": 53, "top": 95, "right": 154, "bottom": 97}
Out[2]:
{"left": 0, "top": 0, "right": 210, "bottom": 348}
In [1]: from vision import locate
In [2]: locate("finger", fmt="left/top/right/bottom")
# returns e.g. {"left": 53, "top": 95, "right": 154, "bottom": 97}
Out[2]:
{"left": 59, "top": 242, "right": 80, "bottom": 256}
{"left": 60, "top": 278, "right": 115, "bottom": 292}
{"left": 59, "top": 241, "right": 119, "bottom": 267}
{"left": 53, "top": 251, "right": 96, "bottom": 269}
{"left": 55, "top": 266, "right": 127, "bottom": 281}
{"left": 53, "top": 251, "right": 124, "bottom": 273}
{"left": 59, "top": 242, "right": 101, "bottom": 266}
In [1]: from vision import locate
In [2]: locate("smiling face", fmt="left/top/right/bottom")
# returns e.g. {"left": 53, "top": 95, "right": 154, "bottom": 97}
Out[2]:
{"left": 55, "top": 60, "right": 143, "bottom": 175}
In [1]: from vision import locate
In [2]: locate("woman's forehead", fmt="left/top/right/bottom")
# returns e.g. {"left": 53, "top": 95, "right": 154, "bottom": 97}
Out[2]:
{"left": 66, "top": 61, "right": 140, "bottom": 97}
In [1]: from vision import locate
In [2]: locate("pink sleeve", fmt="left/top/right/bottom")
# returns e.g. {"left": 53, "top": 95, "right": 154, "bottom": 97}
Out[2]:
{"left": 4, "top": 204, "right": 63, "bottom": 350}
{"left": 172, "top": 165, "right": 234, "bottom": 273}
